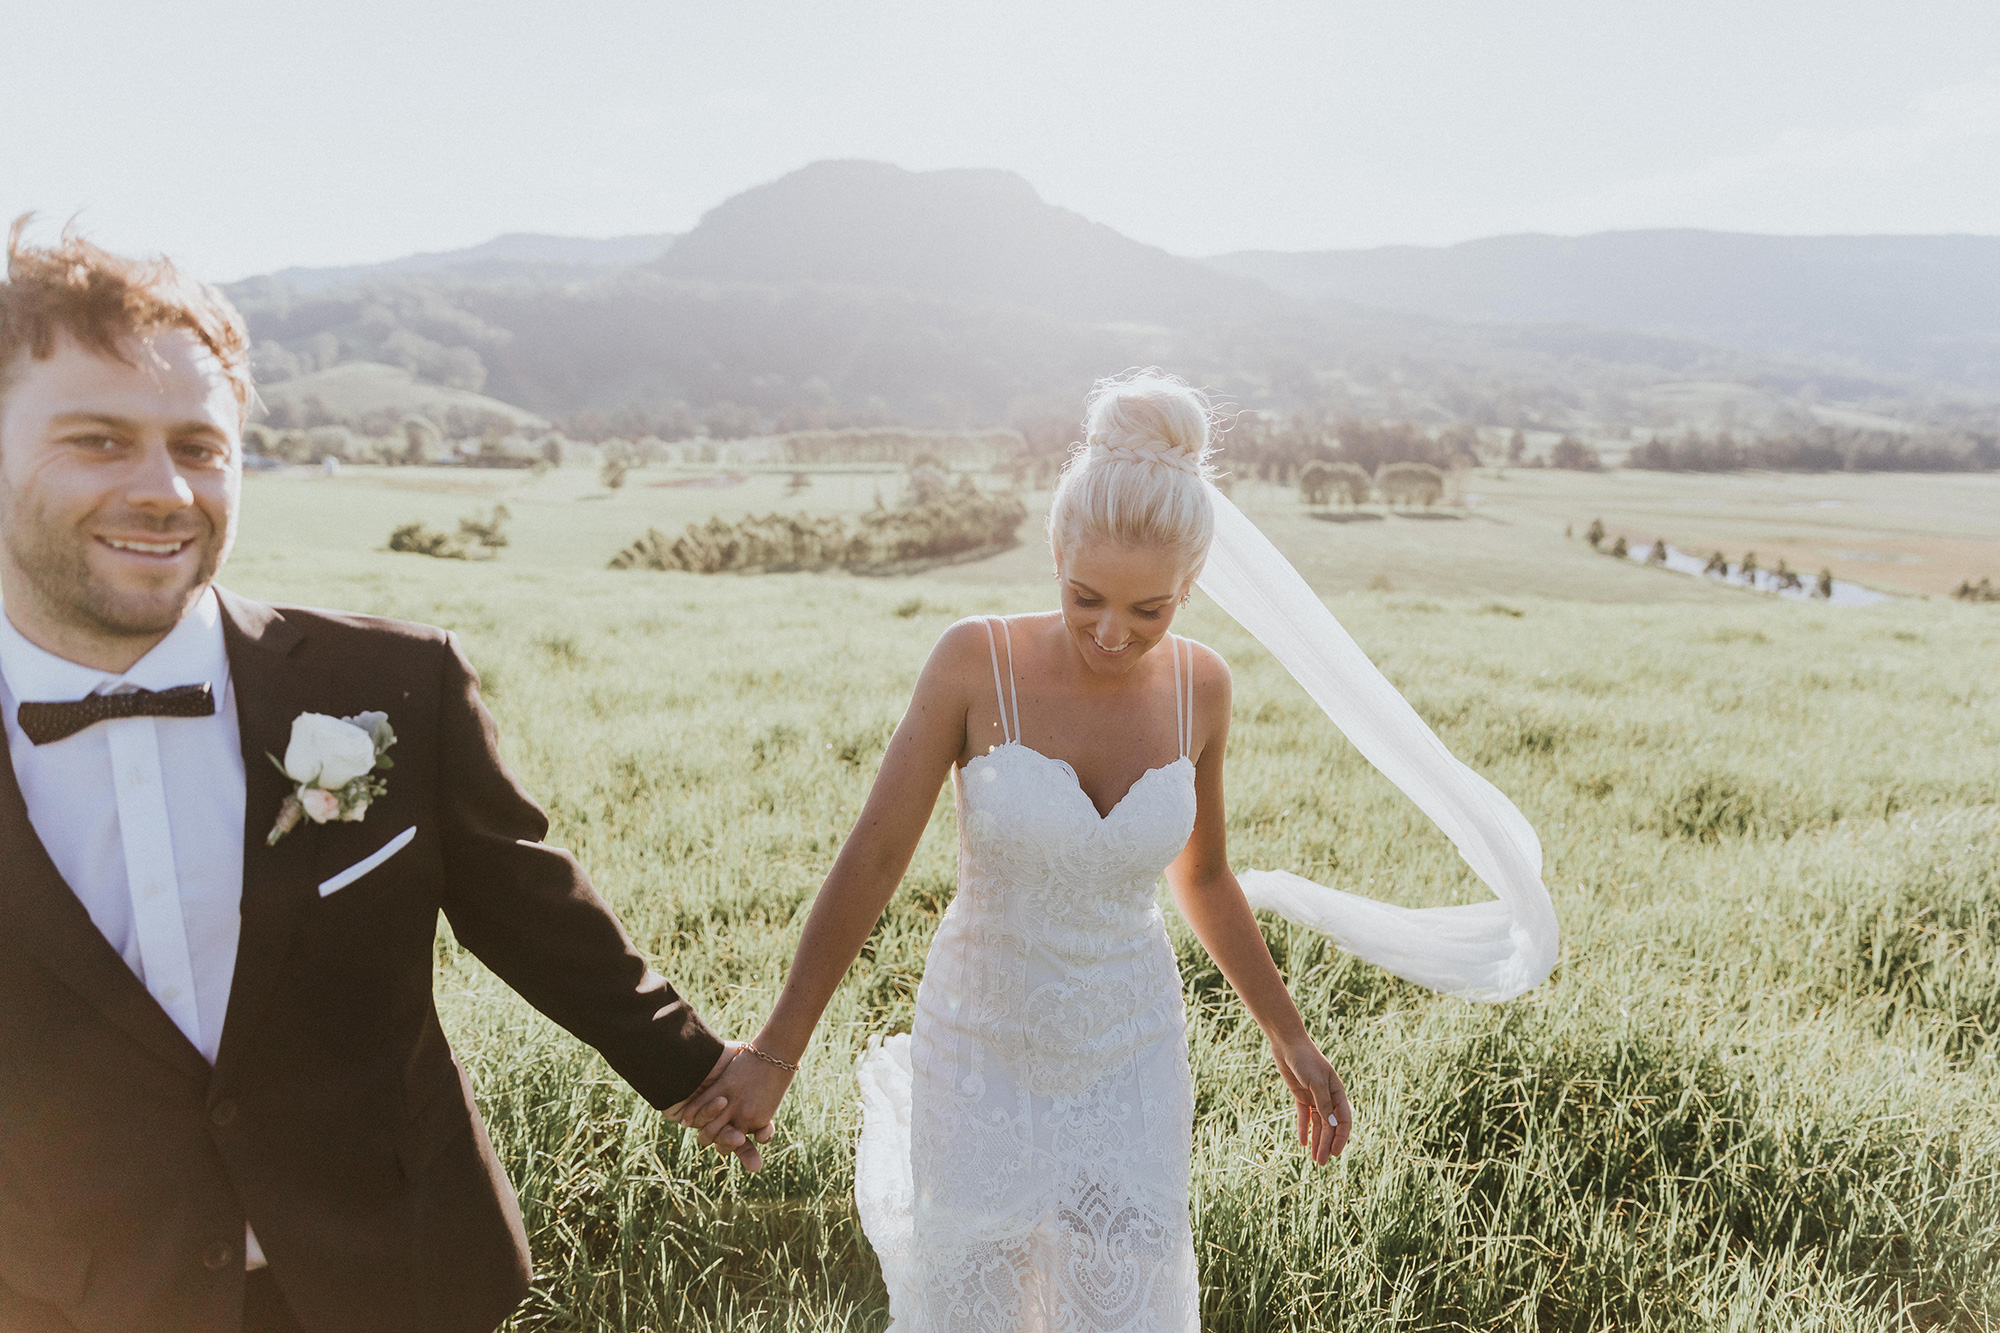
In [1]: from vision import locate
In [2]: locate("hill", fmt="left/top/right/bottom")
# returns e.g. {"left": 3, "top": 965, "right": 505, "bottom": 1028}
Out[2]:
{"left": 253, "top": 232, "right": 678, "bottom": 294}
{"left": 224, "top": 164, "right": 1999, "bottom": 440}
{"left": 656, "top": 159, "right": 1285, "bottom": 329}
{"left": 1208, "top": 231, "right": 2000, "bottom": 390}
{"left": 226, "top": 162, "right": 1340, "bottom": 429}
{"left": 256, "top": 362, "right": 549, "bottom": 431}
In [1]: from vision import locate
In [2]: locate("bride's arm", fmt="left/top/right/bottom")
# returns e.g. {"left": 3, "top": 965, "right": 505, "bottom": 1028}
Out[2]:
{"left": 674, "top": 621, "right": 982, "bottom": 1160}
{"left": 1165, "top": 647, "right": 1354, "bottom": 1164}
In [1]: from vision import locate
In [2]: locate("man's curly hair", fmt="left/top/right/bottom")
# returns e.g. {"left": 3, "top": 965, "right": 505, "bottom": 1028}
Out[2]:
{"left": 0, "top": 215, "right": 253, "bottom": 420}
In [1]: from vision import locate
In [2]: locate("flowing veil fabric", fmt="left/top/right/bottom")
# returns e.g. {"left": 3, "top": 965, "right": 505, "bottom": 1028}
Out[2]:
{"left": 1196, "top": 486, "right": 1559, "bottom": 1002}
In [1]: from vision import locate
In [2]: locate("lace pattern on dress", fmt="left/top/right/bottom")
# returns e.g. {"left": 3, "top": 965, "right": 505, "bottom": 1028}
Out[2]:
{"left": 856, "top": 619, "right": 1203, "bottom": 1332}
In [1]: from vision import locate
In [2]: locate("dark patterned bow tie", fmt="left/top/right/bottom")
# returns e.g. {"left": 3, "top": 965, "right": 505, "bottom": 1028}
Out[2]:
{"left": 17, "top": 682, "right": 215, "bottom": 745}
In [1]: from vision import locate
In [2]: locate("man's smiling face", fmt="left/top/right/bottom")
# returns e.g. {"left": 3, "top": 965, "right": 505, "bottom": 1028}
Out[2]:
{"left": 0, "top": 327, "right": 242, "bottom": 670}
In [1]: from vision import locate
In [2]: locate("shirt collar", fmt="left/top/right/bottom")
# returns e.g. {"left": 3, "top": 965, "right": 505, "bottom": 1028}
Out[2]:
{"left": 0, "top": 587, "right": 229, "bottom": 704}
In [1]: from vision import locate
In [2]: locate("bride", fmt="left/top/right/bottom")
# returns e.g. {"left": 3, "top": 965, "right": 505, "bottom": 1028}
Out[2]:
{"left": 681, "top": 371, "right": 1557, "bottom": 1331}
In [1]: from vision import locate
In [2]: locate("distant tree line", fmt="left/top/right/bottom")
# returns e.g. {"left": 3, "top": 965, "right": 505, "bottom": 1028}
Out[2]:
{"left": 243, "top": 417, "right": 557, "bottom": 468}
{"left": 1297, "top": 460, "right": 1449, "bottom": 508}
{"left": 257, "top": 396, "right": 525, "bottom": 440}
{"left": 552, "top": 396, "right": 910, "bottom": 443}
{"left": 1217, "top": 413, "right": 1483, "bottom": 485}
{"left": 1628, "top": 426, "right": 2000, "bottom": 473}
{"left": 779, "top": 427, "right": 1027, "bottom": 467}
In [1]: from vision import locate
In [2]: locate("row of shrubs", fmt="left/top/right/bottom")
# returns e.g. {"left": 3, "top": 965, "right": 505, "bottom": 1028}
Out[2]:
{"left": 387, "top": 506, "right": 511, "bottom": 560}
{"left": 1627, "top": 425, "right": 1999, "bottom": 473}
{"left": 611, "top": 476, "right": 1028, "bottom": 574}
{"left": 1297, "top": 460, "right": 1448, "bottom": 508}
{"left": 1583, "top": 519, "right": 1836, "bottom": 596}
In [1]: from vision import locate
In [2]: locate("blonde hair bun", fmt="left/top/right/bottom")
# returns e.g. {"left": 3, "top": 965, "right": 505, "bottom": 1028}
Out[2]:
{"left": 1048, "top": 369, "right": 1219, "bottom": 578}
{"left": 1083, "top": 370, "right": 1216, "bottom": 475}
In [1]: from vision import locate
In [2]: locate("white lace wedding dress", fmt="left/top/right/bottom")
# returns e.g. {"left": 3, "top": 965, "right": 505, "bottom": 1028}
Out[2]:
{"left": 856, "top": 618, "right": 1202, "bottom": 1332}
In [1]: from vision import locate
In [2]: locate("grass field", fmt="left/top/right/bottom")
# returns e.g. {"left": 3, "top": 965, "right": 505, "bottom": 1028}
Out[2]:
{"left": 227, "top": 465, "right": 2000, "bottom": 1331}
{"left": 239, "top": 460, "right": 2000, "bottom": 601}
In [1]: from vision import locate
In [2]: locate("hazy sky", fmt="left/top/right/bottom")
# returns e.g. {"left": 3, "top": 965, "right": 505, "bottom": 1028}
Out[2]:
{"left": 6, "top": 1, "right": 1998, "bottom": 280}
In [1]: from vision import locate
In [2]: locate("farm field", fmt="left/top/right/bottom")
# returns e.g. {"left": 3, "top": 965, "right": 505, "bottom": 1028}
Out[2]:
{"left": 236, "top": 461, "right": 2000, "bottom": 602}
{"left": 1461, "top": 467, "right": 2000, "bottom": 599}
{"left": 223, "top": 469, "right": 2000, "bottom": 1331}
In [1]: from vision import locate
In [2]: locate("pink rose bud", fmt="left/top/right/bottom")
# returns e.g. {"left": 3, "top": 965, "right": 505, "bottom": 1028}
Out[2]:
{"left": 300, "top": 788, "right": 341, "bottom": 824}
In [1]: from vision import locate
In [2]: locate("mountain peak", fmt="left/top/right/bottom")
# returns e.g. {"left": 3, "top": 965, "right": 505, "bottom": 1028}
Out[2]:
{"left": 756, "top": 159, "right": 1047, "bottom": 205}
{"left": 658, "top": 159, "right": 1279, "bottom": 326}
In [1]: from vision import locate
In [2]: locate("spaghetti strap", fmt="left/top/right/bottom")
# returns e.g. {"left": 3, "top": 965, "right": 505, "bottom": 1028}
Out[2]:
{"left": 981, "top": 617, "right": 1020, "bottom": 745}
{"left": 1171, "top": 635, "right": 1189, "bottom": 760}
{"left": 999, "top": 618, "right": 1022, "bottom": 738}
{"left": 1176, "top": 632, "right": 1192, "bottom": 752}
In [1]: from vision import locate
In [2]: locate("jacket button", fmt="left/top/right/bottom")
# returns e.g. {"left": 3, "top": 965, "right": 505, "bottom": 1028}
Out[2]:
{"left": 202, "top": 1241, "right": 234, "bottom": 1270}
{"left": 210, "top": 1099, "right": 238, "bottom": 1127}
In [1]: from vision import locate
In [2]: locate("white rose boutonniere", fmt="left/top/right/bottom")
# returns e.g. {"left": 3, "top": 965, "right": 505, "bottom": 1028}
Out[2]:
{"left": 266, "top": 711, "right": 397, "bottom": 845}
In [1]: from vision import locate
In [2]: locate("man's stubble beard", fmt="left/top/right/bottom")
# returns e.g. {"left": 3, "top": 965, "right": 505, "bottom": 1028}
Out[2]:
{"left": 0, "top": 473, "right": 225, "bottom": 644}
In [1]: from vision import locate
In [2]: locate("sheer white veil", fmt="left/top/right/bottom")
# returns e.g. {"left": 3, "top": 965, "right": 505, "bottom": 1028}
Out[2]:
{"left": 1195, "top": 484, "right": 1559, "bottom": 1002}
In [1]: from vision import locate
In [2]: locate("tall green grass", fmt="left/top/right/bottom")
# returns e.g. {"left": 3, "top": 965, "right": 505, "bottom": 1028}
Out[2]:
{"left": 228, "top": 548, "right": 2000, "bottom": 1331}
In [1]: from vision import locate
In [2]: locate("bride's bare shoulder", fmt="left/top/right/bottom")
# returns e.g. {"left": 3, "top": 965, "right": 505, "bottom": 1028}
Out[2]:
{"left": 922, "top": 616, "right": 1008, "bottom": 685}
{"left": 1175, "top": 636, "right": 1234, "bottom": 715}
{"left": 933, "top": 612, "right": 1056, "bottom": 656}
{"left": 925, "top": 612, "right": 1057, "bottom": 688}
{"left": 1175, "top": 635, "right": 1231, "bottom": 681}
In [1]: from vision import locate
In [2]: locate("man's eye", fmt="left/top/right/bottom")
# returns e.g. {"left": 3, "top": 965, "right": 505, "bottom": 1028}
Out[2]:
{"left": 70, "top": 434, "right": 120, "bottom": 451}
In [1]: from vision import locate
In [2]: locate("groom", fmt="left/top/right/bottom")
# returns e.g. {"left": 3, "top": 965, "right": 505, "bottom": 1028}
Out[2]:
{"left": 0, "top": 222, "right": 754, "bottom": 1333}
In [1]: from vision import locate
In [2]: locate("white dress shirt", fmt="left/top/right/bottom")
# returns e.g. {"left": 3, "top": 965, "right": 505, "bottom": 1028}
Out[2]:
{"left": 0, "top": 587, "right": 247, "bottom": 1064}
{"left": 0, "top": 588, "right": 270, "bottom": 1266}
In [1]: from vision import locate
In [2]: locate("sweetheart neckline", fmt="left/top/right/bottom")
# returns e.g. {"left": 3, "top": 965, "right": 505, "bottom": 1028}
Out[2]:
{"left": 962, "top": 741, "right": 1193, "bottom": 823}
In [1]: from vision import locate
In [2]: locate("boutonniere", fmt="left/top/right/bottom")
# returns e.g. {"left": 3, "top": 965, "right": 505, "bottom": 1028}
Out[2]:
{"left": 266, "top": 711, "right": 397, "bottom": 845}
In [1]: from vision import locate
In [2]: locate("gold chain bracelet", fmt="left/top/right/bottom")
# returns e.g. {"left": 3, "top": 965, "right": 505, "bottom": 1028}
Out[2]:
{"left": 743, "top": 1042, "right": 801, "bottom": 1073}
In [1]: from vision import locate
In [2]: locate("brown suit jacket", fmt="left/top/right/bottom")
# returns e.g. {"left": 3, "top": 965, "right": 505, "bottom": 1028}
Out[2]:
{"left": 0, "top": 590, "right": 723, "bottom": 1333}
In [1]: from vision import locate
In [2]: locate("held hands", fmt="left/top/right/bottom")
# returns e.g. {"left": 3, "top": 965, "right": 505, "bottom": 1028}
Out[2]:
{"left": 669, "top": 1040, "right": 798, "bottom": 1172}
{"left": 1271, "top": 1034, "right": 1353, "bottom": 1165}
{"left": 663, "top": 1041, "right": 778, "bottom": 1172}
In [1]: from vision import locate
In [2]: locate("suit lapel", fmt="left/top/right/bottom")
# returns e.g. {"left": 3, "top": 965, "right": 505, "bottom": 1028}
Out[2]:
{"left": 213, "top": 588, "right": 332, "bottom": 1080}
{"left": 0, "top": 691, "right": 210, "bottom": 1082}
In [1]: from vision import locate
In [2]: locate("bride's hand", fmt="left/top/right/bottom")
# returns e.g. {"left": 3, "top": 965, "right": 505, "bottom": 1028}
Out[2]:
{"left": 664, "top": 1041, "right": 774, "bottom": 1170}
{"left": 678, "top": 1049, "right": 796, "bottom": 1171}
{"left": 1271, "top": 1035, "right": 1353, "bottom": 1164}
{"left": 664, "top": 1040, "right": 743, "bottom": 1122}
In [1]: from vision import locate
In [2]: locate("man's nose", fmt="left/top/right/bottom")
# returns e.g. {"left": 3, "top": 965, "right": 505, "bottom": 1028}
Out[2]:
{"left": 125, "top": 438, "right": 195, "bottom": 513}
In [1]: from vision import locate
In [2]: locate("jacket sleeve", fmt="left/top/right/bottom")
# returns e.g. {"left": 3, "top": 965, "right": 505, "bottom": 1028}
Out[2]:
{"left": 432, "top": 632, "right": 724, "bottom": 1109}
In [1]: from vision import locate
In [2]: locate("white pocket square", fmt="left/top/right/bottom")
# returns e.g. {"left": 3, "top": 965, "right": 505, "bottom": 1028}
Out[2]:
{"left": 319, "top": 826, "right": 417, "bottom": 897}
